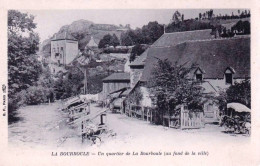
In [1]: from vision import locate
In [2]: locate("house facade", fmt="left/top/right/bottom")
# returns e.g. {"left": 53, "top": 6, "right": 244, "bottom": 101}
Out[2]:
{"left": 51, "top": 32, "right": 78, "bottom": 65}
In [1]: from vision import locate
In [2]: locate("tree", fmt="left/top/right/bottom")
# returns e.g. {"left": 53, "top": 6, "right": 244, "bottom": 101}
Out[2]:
{"left": 243, "top": 21, "right": 251, "bottom": 34}
{"left": 144, "top": 21, "right": 164, "bottom": 43}
{"left": 208, "top": 9, "right": 214, "bottom": 19}
{"left": 166, "top": 19, "right": 212, "bottom": 33}
{"left": 199, "top": 13, "right": 202, "bottom": 20}
{"left": 99, "top": 33, "right": 120, "bottom": 48}
{"left": 53, "top": 66, "right": 85, "bottom": 100}
{"left": 130, "top": 44, "right": 146, "bottom": 62}
{"left": 8, "top": 10, "right": 42, "bottom": 117}
{"left": 226, "top": 80, "right": 251, "bottom": 108}
{"left": 171, "top": 11, "right": 182, "bottom": 24}
{"left": 98, "top": 34, "right": 113, "bottom": 48}
{"left": 111, "top": 34, "right": 120, "bottom": 47}
{"left": 120, "top": 22, "right": 164, "bottom": 46}
{"left": 147, "top": 59, "right": 204, "bottom": 125}
{"left": 215, "top": 79, "right": 251, "bottom": 113}
{"left": 120, "top": 32, "right": 134, "bottom": 46}
{"left": 231, "top": 20, "right": 250, "bottom": 34}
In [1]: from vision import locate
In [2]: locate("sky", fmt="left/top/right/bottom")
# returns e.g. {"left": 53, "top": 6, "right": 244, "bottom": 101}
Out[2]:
{"left": 22, "top": 9, "right": 246, "bottom": 42}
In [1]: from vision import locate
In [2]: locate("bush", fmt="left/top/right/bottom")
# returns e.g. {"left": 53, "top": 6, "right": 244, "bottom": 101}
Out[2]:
{"left": 215, "top": 79, "right": 251, "bottom": 112}
{"left": 25, "top": 86, "right": 50, "bottom": 105}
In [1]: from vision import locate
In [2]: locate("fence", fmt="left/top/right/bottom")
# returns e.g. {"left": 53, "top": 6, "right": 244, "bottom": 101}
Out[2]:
{"left": 180, "top": 106, "right": 204, "bottom": 129}
{"left": 126, "top": 104, "right": 204, "bottom": 129}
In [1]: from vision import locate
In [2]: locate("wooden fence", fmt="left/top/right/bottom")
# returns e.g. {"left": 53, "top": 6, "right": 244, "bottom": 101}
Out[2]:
{"left": 126, "top": 104, "right": 204, "bottom": 129}
{"left": 69, "top": 102, "right": 90, "bottom": 121}
{"left": 180, "top": 106, "right": 204, "bottom": 129}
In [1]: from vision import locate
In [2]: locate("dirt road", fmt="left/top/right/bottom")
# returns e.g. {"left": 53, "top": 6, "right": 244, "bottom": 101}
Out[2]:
{"left": 8, "top": 102, "right": 249, "bottom": 150}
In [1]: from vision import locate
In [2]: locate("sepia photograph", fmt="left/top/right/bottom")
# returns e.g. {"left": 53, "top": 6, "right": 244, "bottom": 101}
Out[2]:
{"left": 7, "top": 9, "right": 252, "bottom": 150}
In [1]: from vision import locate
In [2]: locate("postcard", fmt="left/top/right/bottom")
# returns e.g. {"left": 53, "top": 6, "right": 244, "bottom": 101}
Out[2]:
{"left": 0, "top": 0, "right": 260, "bottom": 165}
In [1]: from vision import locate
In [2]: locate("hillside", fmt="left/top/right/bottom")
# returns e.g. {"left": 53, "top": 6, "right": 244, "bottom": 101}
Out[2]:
{"left": 41, "top": 19, "right": 122, "bottom": 53}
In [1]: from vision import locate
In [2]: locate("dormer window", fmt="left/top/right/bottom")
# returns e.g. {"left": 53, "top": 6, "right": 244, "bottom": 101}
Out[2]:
{"left": 196, "top": 73, "right": 203, "bottom": 81}
{"left": 194, "top": 67, "right": 204, "bottom": 81}
{"left": 225, "top": 67, "right": 235, "bottom": 85}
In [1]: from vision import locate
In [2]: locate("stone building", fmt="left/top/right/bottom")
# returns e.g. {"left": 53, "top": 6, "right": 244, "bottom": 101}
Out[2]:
{"left": 51, "top": 32, "right": 78, "bottom": 65}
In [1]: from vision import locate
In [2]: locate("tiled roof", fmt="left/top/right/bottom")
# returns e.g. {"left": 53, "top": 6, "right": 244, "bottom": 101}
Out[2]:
{"left": 152, "top": 29, "right": 213, "bottom": 47}
{"left": 141, "top": 36, "right": 250, "bottom": 82}
{"left": 103, "top": 72, "right": 130, "bottom": 82}
{"left": 51, "top": 32, "right": 77, "bottom": 41}
{"left": 130, "top": 29, "right": 214, "bottom": 66}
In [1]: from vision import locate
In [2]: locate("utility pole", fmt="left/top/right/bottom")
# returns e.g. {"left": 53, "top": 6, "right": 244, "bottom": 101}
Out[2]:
{"left": 84, "top": 67, "right": 87, "bottom": 95}
{"left": 76, "top": 65, "right": 88, "bottom": 95}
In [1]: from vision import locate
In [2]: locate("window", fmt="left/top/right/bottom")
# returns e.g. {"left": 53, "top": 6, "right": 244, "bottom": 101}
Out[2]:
{"left": 194, "top": 67, "right": 204, "bottom": 81}
{"left": 225, "top": 67, "right": 234, "bottom": 85}
{"left": 57, "top": 47, "right": 60, "bottom": 53}
{"left": 196, "top": 74, "right": 203, "bottom": 81}
{"left": 225, "top": 73, "right": 232, "bottom": 84}
{"left": 61, "top": 47, "right": 63, "bottom": 51}
{"left": 53, "top": 48, "right": 56, "bottom": 53}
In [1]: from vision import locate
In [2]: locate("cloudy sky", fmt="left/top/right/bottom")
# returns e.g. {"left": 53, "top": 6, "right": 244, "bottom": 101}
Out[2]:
{"left": 23, "top": 9, "right": 246, "bottom": 42}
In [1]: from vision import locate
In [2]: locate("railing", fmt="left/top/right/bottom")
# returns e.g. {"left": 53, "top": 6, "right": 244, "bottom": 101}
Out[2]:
{"left": 69, "top": 102, "right": 90, "bottom": 121}
{"left": 180, "top": 106, "right": 204, "bottom": 129}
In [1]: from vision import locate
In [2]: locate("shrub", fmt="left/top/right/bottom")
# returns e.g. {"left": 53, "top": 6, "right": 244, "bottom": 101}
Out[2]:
{"left": 25, "top": 86, "right": 49, "bottom": 105}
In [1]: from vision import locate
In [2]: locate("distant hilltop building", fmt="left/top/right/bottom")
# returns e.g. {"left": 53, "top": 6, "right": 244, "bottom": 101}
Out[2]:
{"left": 51, "top": 32, "right": 78, "bottom": 65}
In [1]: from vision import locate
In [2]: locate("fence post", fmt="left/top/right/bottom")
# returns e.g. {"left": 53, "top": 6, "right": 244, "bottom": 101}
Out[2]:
{"left": 151, "top": 110, "right": 153, "bottom": 123}
{"left": 146, "top": 108, "right": 150, "bottom": 122}
{"left": 142, "top": 107, "right": 144, "bottom": 120}
{"left": 81, "top": 121, "right": 84, "bottom": 143}
{"left": 168, "top": 116, "right": 170, "bottom": 127}
{"left": 181, "top": 105, "right": 184, "bottom": 129}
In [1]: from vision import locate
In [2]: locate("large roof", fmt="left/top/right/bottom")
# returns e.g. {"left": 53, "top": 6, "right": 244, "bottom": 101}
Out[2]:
{"left": 51, "top": 32, "right": 77, "bottom": 41}
{"left": 141, "top": 36, "right": 250, "bottom": 82}
{"left": 152, "top": 29, "right": 213, "bottom": 47}
{"left": 103, "top": 72, "right": 130, "bottom": 82}
{"left": 130, "top": 29, "right": 214, "bottom": 66}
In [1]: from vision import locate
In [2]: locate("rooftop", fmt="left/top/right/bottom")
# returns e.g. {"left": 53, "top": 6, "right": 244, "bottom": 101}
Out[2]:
{"left": 141, "top": 36, "right": 250, "bottom": 82}
{"left": 51, "top": 32, "right": 77, "bottom": 41}
{"left": 130, "top": 29, "right": 214, "bottom": 67}
{"left": 103, "top": 72, "right": 130, "bottom": 82}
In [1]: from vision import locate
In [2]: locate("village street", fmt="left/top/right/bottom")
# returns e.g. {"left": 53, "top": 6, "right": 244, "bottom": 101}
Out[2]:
{"left": 8, "top": 102, "right": 249, "bottom": 150}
